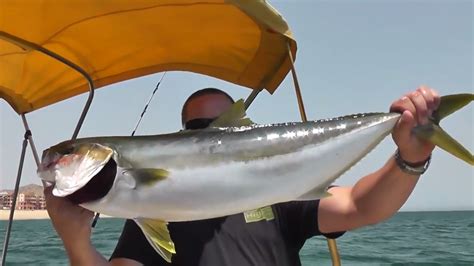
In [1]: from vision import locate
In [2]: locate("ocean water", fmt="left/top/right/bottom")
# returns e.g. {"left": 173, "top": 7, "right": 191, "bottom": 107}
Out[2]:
{"left": 0, "top": 211, "right": 473, "bottom": 265}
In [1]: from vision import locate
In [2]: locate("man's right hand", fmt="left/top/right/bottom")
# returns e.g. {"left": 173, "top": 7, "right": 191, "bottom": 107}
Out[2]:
{"left": 44, "top": 186, "right": 109, "bottom": 265}
{"left": 44, "top": 186, "right": 93, "bottom": 247}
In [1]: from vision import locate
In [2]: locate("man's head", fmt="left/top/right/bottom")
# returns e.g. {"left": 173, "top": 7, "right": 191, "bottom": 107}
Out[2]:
{"left": 181, "top": 88, "right": 234, "bottom": 130}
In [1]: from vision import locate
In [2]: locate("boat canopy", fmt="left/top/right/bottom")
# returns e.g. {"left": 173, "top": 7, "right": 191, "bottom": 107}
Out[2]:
{"left": 0, "top": 0, "right": 297, "bottom": 114}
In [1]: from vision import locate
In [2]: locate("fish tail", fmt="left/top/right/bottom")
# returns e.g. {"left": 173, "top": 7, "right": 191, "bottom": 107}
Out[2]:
{"left": 432, "top": 94, "right": 474, "bottom": 123}
{"left": 413, "top": 93, "right": 473, "bottom": 165}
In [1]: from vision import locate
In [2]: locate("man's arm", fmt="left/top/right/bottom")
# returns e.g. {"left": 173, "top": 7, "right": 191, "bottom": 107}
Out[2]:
{"left": 318, "top": 86, "right": 439, "bottom": 233}
{"left": 44, "top": 187, "right": 140, "bottom": 266}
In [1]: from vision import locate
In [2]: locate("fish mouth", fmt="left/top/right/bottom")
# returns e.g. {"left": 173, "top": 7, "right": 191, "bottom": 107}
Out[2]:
{"left": 37, "top": 154, "right": 59, "bottom": 182}
{"left": 37, "top": 151, "right": 73, "bottom": 185}
{"left": 66, "top": 159, "right": 117, "bottom": 204}
{"left": 37, "top": 143, "right": 114, "bottom": 197}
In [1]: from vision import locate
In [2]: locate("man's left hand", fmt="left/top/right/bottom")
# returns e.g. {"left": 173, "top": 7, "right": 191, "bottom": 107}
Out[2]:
{"left": 390, "top": 86, "right": 440, "bottom": 164}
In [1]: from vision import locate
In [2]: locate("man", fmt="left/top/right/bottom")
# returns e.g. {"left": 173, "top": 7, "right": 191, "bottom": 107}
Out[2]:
{"left": 45, "top": 86, "right": 439, "bottom": 265}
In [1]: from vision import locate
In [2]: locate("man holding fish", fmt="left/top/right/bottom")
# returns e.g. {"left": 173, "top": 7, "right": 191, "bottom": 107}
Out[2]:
{"left": 44, "top": 86, "right": 444, "bottom": 265}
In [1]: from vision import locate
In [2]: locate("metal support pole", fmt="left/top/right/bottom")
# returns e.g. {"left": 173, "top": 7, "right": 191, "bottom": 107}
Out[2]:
{"left": 287, "top": 44, "right": 342, "bottom": 266}
{"left": 1, "top": 133, "right": 29, "bottom": 266}
{"left": 287, "top": 46, "right": 307, "bottom": 122}
{"left": 0, "top": 30, "right": 95, "bottom": 262}
{"left": 72, "top": 83, "right": 94, "bottom": 140}
{"left": 327, "top": 238, "right": 342, "bottom": 266}
{"left": 21, "top": 115, "right": 49, "bottom": 187}
{"left": 21, "top": 115, "right": 40, "bottom": 167}
{"left": 244, "top": 89, "right": 262, "bottom": 110}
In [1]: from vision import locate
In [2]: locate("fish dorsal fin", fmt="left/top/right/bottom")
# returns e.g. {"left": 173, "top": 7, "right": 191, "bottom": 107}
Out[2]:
{"left": 295, "top": 188, "right": 332, "bottom": 201}
{"left": 209, "top": 99, "right": 254, "bottom": 128}
{"left": 134, "top": 218, "right": 176, "bottom": 263}
{"left": 123, "top": 168, "right": 169, "bottom": 187}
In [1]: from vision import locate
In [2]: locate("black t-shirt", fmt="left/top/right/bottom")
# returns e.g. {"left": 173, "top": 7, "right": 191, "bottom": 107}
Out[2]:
{"left": 110, "top": 200, "right": 343, "bottom": 266}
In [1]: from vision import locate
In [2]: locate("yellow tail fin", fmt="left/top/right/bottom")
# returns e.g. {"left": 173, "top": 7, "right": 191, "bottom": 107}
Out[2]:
{"left": 413, "top": 93, "right": 473, "bottom": 165}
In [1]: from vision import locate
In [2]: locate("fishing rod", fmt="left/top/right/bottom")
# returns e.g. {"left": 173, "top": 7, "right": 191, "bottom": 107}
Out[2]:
{"left": 91, "top": 72, "right": 167, "bottom": 227}
{"left": 131, "top": 72, "right": 167, "bottom": 137}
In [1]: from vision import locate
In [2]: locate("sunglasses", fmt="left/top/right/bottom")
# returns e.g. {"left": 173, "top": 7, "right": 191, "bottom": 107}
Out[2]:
{"left": 184, "top": 118, "right": 217, "bottom": 130}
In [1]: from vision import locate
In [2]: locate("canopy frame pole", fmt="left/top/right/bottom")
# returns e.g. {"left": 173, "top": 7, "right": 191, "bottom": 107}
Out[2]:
{"left": 287, "top": 46, "right": 307, "bottom": 122}
{"left": 0, "top": 33, "right": 95, "bottom": 264}
{"left": 1, "top": 115, "right": 48, "bottom": 265}
{"left": 244, "top": 89, "right": 262, "bottom": 110}
{"left": 287, "top": 45, "right": 342, "bottom": 266}
{"left": 327, "top": 237, "right": 342, "bottom": 265}
{"left": 1, "top": 129, "right": 30, "bottom": 266}
{"left": 0, "top": 32, "right": 95, "bottom": 140}
{"left": 21, "top": 115, "right": 41, "bottom": 168}
{"left": 72, "top": 83, "right": 94, "bottom": 140}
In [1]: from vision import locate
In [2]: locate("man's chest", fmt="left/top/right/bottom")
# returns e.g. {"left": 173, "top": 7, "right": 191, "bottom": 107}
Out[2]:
{"left": 167, "top": 206, "right": 295, "bottom": 265}
{"left": 170, "top": 206, "right": 283, "bottom": 243}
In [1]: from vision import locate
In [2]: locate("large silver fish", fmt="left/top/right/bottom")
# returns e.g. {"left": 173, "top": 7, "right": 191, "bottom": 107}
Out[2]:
{"left": 38, "top": 94, "right": 473, "bottom": 262}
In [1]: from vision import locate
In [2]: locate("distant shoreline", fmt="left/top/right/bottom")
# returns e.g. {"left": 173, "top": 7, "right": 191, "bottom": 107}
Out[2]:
{"left": 0, "top": 210, "right": 50, "bottom": 220}
{"left": 0, "top": 210, "right": 113, "bottom": 221}
{"left": 0, "top": 209, "right": 472, "bottom": 221}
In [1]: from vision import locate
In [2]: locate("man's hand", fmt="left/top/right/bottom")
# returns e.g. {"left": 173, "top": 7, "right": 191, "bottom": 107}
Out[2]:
{"left": 390, "top": 86, "right": 440, "bottom": 163}
{"left": 44, "top": 186, "right": 105, "bottom": 264}
{"left": 44, "top": 186, "right": 93, "bottom": 247}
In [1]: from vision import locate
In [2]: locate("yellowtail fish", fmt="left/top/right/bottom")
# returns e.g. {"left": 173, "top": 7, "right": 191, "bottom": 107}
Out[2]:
{"left": 37, "top": 94, "right": 473, "bottom": 262}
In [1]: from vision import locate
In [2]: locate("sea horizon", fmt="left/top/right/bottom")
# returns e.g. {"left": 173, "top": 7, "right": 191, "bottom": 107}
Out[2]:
{"left": 1, "top": 210, "right": 473, "bottom": 265}
{"left": 1, "top": 208, "right": 473, "bottom": 222}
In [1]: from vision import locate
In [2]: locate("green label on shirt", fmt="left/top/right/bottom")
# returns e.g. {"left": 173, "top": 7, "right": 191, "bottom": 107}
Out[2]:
{"left": 244, "top": 206, "right": 275, "bottom": 223}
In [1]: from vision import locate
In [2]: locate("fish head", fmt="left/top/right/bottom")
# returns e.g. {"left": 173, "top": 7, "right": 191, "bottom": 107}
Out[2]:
{"left": 38, "top": 141, "right": 114, "bottom": 197}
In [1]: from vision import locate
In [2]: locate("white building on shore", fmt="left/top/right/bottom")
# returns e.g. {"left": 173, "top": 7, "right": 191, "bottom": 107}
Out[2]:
{"left": 0, "top": 191, "right": 46, "bottom": 210}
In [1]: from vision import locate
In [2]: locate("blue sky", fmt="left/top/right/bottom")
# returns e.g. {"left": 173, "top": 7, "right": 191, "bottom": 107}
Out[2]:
{"left": 1, "top": 0, "right": 472, "bottom": 211}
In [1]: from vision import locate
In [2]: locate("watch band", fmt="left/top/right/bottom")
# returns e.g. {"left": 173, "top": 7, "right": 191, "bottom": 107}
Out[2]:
{"left": 394, "top": 149, "right": 431, "bottom": 176}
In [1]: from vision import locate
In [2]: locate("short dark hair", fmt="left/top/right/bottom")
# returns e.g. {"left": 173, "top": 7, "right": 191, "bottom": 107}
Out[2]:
{"left": 181, "top": 88, "right": 235, "bottom": 125}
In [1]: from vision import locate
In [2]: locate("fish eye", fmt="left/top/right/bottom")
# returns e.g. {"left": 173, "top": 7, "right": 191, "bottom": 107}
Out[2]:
{"left": 60, "top": 146, "right": 75, "bottom": 155}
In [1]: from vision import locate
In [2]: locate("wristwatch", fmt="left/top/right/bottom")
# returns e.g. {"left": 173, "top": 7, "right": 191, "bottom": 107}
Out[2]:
{"left": 394, "top": 149, "right": 431, "bottom": 175}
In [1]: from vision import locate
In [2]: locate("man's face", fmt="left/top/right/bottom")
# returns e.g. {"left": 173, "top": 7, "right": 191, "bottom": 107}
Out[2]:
{"left": 183, "top": 93, "right": 233, "bottom": 129}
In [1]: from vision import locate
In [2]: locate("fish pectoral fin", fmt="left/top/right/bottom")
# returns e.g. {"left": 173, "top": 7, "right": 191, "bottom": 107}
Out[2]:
{"left": 210, "top": 99, "right": 254, "bottom": 127}
{"left": 414, "top": 124, "right": 474, "bottom": 165}
{"left": 295, "top": 188, "right": 332, "bottom": 201}
{"left": 134, "top": 218, "right": 176, "bottom": 263}
{"left": 124, "top": 168, "right": 169, "bottom": 187}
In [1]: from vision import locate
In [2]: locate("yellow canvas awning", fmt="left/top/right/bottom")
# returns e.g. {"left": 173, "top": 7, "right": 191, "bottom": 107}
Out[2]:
{"left": 0, "top": 0, "right": 297, "bottom": 114}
